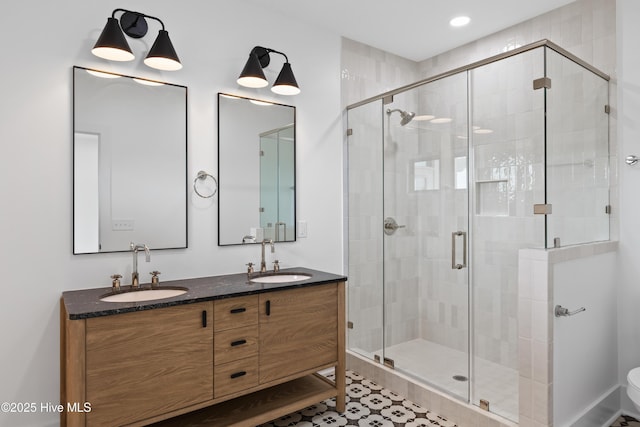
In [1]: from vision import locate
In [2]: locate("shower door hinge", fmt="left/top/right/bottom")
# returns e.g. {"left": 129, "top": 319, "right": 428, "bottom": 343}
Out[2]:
{"left": 605, "top": 205, "right": 612, "bottom": 214}
{"left": 347, "top": 321, "right": 354, "bottom": 329}
{"left": 260, "top": 150, "right": 265, "bottom": 156}
{"left": 346, "top": 128, "right": 353, "bottom": 136}
{"left": 383, "top": 95, "right": 394, "bottom": 105}
{"left": 533, "top": 77, "right": 552, "bottom": 90}
{"left": 605, "top": 105, "right": 611, "bottom": 114}
{"left": 383, "top": 357, "right": 395, "bottom": 369}
{"left": 479, "top": 399, "right": 490, "bottom": 411}
{"left": 533, "top": 203, "right": 552, "bottom": 215}
{"left": 259, "top": 207, "right": 265, "bottom": 212}
{"left": 374, "top": 354, "right": 381, "bottom": 363}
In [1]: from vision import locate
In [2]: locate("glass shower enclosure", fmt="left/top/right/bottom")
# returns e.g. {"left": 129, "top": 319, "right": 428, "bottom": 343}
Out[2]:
{"left": 346, "top": 41, "right": 609, "bottom": 422}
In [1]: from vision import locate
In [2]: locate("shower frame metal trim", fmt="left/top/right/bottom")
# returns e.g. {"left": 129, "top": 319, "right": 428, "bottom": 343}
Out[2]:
{"left": 346, "top": 39, "right": 610, "bottom": 111}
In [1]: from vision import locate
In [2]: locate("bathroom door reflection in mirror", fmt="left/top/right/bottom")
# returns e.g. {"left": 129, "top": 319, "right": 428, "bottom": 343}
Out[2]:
{"left": 73, "top": 66, "right": 187, "bottom": 254}
{"left": 218, "top": 93, "right": 296, "bottom": 246}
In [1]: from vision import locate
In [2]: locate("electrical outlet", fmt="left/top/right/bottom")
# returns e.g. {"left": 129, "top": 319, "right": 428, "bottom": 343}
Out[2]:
{"left": 297, "top": 220, "right": 307, "bottom": 238}
{"left": 112, "top": 219, "right": 134, "bottom": 231}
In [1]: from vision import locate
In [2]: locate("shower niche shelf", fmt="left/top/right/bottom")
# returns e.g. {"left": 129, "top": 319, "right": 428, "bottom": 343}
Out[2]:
{"left": 475, "top": 179, "right": 509, "bottom": 216}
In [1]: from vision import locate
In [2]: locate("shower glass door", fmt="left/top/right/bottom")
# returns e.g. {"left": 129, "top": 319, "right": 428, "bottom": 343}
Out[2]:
{"left": 382, "top": 72, "right": 470, "bottom": 402}
{"left": 469, "top": 47, "right": 545, "bottom": 422}
{"left": 347, "top": 99, "right": 384, "bottom": 362}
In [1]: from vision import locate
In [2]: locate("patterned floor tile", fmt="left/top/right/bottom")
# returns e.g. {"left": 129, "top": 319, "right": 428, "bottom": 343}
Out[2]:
{"left": 612, "top": 415, "right": 640, "bottom": 426}
{"left": 258, "top": 371, "right": 456, "bottom": 427}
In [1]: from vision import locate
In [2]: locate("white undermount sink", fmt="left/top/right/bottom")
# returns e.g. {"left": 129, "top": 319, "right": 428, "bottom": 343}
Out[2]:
{"left": 249, "top": 274, "right": 311, "bottom": 284}
{"left": 100, "top": 287, "right": 187, "bottom": 303}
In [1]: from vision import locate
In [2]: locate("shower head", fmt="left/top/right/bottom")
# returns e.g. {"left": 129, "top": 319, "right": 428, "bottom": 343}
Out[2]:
{"left": 386, "top": 108, "right": 415, "bottom": 126}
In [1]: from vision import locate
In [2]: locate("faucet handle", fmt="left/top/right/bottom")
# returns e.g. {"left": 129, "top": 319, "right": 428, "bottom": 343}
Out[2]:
{"left": 273, "top": 260, "right": 280, "bottom": 272}
{"left": 150, "top": 271, "right": 161, "bottom": 287}
{"left": 110, "top": 274, "right": 122, "bottom": 291}
{"left": 246, "top": 262, "right": 254, "bottom": 275}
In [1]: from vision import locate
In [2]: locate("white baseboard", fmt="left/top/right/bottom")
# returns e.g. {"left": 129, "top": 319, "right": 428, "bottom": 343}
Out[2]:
{"left": 559, "top": 385, "right": 620, "bottom": 427}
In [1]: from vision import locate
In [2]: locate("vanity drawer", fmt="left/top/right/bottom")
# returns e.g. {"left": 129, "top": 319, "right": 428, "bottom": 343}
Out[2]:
{"left": 214, "top": 325, "right": 259, "bottom": 365}
{"left": 214, "top": 356, "right": 259, "bottom": 398}
{"left": 214, "top": 295, "right": 258, "bottom": 331}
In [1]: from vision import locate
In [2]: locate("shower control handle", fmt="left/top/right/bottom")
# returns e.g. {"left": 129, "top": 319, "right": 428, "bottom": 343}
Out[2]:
{"left": 384, "top": 217, "right": 405, "bottom": 235}
{"left": 451, "top": 231, "right": 467, "bottom": 270}
{"left": 554, "top": 305, "right": 586, "bottom": 317}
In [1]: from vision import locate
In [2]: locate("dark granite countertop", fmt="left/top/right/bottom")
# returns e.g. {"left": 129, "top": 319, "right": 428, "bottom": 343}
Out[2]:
{"left": 62, "top": 267, "right": 347, "bottom": 320}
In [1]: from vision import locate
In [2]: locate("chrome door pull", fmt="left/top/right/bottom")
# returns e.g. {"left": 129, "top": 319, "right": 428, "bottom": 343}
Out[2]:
{"left": 451, "top": 231, "right": 467, "bottom": 269}
{"left": 554, "top": 305, "right": 586, "bottom": 317}
{"left": 384, "top": 217, "right": 405, "bottom": 235}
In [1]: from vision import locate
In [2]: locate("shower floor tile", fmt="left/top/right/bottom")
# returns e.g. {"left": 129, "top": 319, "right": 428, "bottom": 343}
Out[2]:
{"left": 259, "top": 370, "right": 456, "bottom": 427}
{"left": 355, "top": 338, "right": 519, "bottom": 421}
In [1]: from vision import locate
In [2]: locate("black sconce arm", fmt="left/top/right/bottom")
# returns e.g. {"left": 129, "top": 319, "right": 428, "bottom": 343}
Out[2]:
{"left": 251, "top": 46, "right": 291, "bottom": 68}
{"left": 111, "top": 8, "right": 166, "bottom": 37}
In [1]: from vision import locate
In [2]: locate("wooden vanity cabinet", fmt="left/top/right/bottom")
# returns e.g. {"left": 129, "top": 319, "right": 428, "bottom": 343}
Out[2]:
{"left": 62, "top": 302, "right": 214, "bottom": 427}
{"left": 259, "top": 284, "right": 338, "bottom": 384}
{"left": 213, "top": 295, "right": 260, "bottom": 398}
{"left": 61, "top": 281, "right": 346, "bottom": 427}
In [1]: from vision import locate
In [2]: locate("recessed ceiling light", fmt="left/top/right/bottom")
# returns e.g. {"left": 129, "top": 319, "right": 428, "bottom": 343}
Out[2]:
{"left": 431, "top": 117, "right": 453, "bottom": 124}
{"left": 474, "top": 128, "right": 494, "bottom": 134}
{"left": 450, "top": 16, "right": 471, "bottom": 27}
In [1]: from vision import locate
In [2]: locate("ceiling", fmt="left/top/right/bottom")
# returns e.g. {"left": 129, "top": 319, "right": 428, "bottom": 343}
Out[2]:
{"left": 247, "top": 0, "right": 576, "bottom": 61}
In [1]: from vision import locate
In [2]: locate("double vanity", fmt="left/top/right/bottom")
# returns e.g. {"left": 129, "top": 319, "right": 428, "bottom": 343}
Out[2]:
{"left": 60, "top": 268, "right": 346, "bottom": 427}
{"left": 67, "top": 64, "right": 335, "bottom": 426}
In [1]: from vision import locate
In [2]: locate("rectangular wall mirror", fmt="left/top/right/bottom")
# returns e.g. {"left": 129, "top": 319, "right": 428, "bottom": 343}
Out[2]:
{"left": 73, "top": 66, "right": 187, "bottom": 254}
{"left": 218, "top": 93, "right": 296, "bottom": 246}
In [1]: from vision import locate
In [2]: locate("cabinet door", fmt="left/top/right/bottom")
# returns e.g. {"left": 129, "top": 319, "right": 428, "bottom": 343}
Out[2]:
{"left": 259, "top": 284, "right": 338, "bottom": 384}
{"left": 85, "top": 302, "right": 214, "bottom": 427}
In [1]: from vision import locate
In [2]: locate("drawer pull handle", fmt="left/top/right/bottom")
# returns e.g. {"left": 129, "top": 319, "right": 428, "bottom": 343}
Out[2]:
{"left": 266, "top": 300, "right": 271, "bottom": 316}
{"left": 230, "top": 371, "right": 246, "bottom": 379}
{"left": 230, "top": 339, "right": 247, "bottom": 347}
{"left": 202, "top": 310, "right": 207, "bottom": 328}
{"left": 230, "top": 307, "right": 246, "bottom": 314}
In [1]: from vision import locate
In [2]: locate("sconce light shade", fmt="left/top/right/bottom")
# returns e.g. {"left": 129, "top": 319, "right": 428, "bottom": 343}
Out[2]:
{"left": 237, "top": 52, "right": 269, "bottom": 88}
{"left": 271, "top": 62, "right": 300, "bottom": 95}
{"left": 92, "top": 9, "right": 182, "bottom": 70}
{"left": 91, "top": 17, "right": 135, "bottom": 62}
{"left": 144, "top": 30, "right": 182, "bottom": 71}
{"left": 237, "top": 46, "right": 300, "bottom": 95}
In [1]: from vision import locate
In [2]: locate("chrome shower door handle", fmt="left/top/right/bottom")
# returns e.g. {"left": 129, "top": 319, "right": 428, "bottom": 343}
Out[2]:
{"left": 451, "top": 231, "right": 467, "bottom": 270}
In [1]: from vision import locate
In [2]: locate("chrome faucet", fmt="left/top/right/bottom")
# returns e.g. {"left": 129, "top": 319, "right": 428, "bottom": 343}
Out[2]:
{"left": 130, "top": 242, "right": 150, "bottom": 288}
{"left": 260, "top": 239, "right": 274, "bottom": 273}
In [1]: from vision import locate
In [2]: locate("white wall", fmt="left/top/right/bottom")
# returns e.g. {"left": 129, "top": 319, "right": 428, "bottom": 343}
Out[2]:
{"left": 0, "top": 2, "right": 343, "bottom": 426}
{"left": 616, "top": 0, "right": 640, "bottom": 417}
{"left": 553, "top": 250, "right": 618, "bottom": 426}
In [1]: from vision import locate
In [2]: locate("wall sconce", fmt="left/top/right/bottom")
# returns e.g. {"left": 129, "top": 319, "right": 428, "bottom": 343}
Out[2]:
{"left": 237, "top": 46, "right": 300, "bottom": 95}
{"left": 92, "top": 9, "right": 182, "bottom": 71}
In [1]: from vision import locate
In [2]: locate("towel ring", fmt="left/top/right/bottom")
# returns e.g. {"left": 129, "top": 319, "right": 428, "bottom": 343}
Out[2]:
{"left": 193, "top": 171, "right": 218, "bottom": 198}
